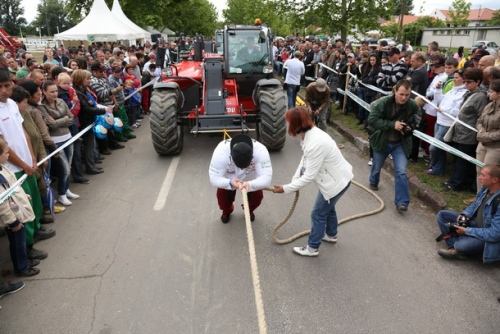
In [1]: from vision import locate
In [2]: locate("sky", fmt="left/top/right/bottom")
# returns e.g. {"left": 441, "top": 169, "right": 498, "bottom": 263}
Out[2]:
{"left": 20, "top": 0, "right": 500, "bottom": 25}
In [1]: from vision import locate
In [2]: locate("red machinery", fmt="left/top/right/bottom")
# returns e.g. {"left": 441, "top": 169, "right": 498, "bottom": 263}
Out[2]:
{"left": 149, "top": 24, "right": 287, "bottom": 155}
{"left": 0, "top": 27, "right": 22, "bottom": 55}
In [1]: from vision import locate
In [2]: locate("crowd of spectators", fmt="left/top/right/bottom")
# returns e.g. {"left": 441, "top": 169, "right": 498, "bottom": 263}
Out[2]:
{"left": 0, "top": 40, "right": 169, "bottom": 305}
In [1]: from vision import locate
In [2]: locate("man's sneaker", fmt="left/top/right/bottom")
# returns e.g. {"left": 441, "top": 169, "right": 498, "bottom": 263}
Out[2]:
{"left": 369, "top": 184, "right": 378, "bottom": 191}
{"left": 438, "top": 248, "right": 467, "bottom": 260}
{"left": 58, "top": 195, "right": 72, "bottom": 206}
{"left": 29, "top": 259, "right": 40, "bottom": 267}
{"left": 0, "top": 281, "right": 25, "bottom": 299}
{"left": 34, "top": 229, "right": 56, "bottom": 243}
{"left": 396, "top": 204, "right": 408, "bottom": 212}
{"left": 322, "top": 233, "right": 338, "bottom": 243}
{"left": 40, "top": 214, "right": 54, "bottom": 224}
{"left": 368, "top": 158, "right": 373, "bottom": 166}
{"left": 293, "top": 245, "right": 319, "bottom": 257}
{"left": 66, "top": 189, "right": 80, "bottom": 199}
{"left": 221, "top": 214, "right": 231, "bottom": 224}
{"left": 15, "top": 267, "right": 40, "bottom": 277}
{"left": 27, "top": 247, "right": 48, "bottom": 260}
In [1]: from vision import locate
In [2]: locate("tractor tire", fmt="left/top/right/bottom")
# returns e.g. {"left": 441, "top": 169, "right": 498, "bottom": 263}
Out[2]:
{"left": 257, "top": 86, "right": 287, "bottom": 151}
{"left": 150, "top": 89, "right": 183, "bottom": 155}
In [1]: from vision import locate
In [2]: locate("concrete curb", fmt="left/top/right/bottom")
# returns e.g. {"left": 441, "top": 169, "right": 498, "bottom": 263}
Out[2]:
{"left": 330, "top": 119, "right": 447, "bottom": 211}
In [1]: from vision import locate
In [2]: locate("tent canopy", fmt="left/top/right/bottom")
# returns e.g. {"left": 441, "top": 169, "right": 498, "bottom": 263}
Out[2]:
{"left": 111, "top": 0, "right": 150, "bottom": 40}
{"left": 54, "top": 0, "right": 146, "bottom": 42}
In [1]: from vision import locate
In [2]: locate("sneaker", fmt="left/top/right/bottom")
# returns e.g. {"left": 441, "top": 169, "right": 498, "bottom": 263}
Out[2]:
{"left": 76, "top": 178, "right": 90, "bottom": 184}
{"left": 293, "top": 245, "right": 319, "bottom": 257}
{"left": 369, "top": 184, "right": 378, "bottom": 191}
{"left": 29, "top": 259, "right": 40, "bottom": 267}
{"left": 131, "top": 124, "right": 139, "bottom": 129}
{"left": 322, "top": 233, "right": 338, "bottom": 243}
{"left": 396, "top": 204, "right": 408, "bottom": 212}
{"left": 27, "top": 247, "right": 48, "bottom": 260}
{"left": 389, "top": 154, "right": 393, "bottom": 160}
{"left": 58, "top": 195, "right": 72, "bottom": 206}
{"left": 0, "top": 281, "right": 25, "bottom": 299}
{"left": 40, "top": 214, "right": 54, "bottom": 224}
{"left": 438, "top": 248, "right": 467, "bottom": 260}
{"left": 34, "top": 229, "right": 56, "bottom": 243}
{"left": 66, "top": 189, "right": 80, "bottom": 199}
{"left": 368, "top": 158, "right": 373, "bottom": 166}
{"left": 463, "top": 197, "right": 476, "bottom": 205}
{"left": 15, "top": 267, "right": 40, "bottom": 277}
{"left": 54, "top": 205, "right": 65, "bottom": 214}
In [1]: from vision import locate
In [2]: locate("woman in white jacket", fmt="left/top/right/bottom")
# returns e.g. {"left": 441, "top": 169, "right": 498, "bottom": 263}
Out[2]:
{"left": 273, "top": 107, "right": 353, "bottom": 256}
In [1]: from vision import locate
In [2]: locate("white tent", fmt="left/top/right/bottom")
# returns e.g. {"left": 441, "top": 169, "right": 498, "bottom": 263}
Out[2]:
{"left": 111, "top": 0, "right": 151, "bottom": 41}
{"left": 54, "top": 0, "right": 145, "bottom": 42}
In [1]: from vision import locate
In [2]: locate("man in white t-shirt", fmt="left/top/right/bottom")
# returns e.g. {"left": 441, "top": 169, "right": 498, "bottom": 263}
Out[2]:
{"left": 209, "top": 135, "right": 272, "bottom": 223}
{"left": 0, "top": 71, "right": 55, "bottom": 259}
{"left": 284, "top": 50, "right": 305, "bottom": 109}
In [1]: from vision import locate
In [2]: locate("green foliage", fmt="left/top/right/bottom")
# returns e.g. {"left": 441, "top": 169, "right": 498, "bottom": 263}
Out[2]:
{"left": 487, "top": 10, "right": 500, "bottom": 26}
{"left": 165, "top": 0, "right": 219, "bottom": 36}
{"left": 402, "top": 16, "right": 446, "bottom": 45}
{"left": 392, "top": 0, "right": 414, "bottom": 16}
{"left": 381, "top": 23, "right": 399, "bottom": 39}
{"left": 448, "top": 0, "right": 471, "bottom": 27}
{"left": 30, "top": 0, "right": 76, "bottom": 36}
{"left": 0, "top": 0, "right": 27, "bottom": 35}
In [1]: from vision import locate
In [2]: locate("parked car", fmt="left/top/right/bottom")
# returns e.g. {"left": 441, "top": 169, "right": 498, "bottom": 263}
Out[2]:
{"left": 469, "top": 41, "right": 499, "bottom": 55}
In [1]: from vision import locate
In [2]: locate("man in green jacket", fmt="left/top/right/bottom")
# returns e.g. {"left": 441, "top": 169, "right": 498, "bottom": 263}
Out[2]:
{"left": 368, "top": 79, "right": 419, "bottom": 212}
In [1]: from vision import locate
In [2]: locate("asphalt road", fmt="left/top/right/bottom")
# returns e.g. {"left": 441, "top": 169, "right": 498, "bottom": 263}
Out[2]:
{"left": 1, "top": 120, "right": 499, "bottom": 334}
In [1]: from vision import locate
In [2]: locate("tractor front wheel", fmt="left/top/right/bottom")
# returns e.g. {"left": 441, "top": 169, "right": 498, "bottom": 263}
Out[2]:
{"left": 257, "top": 86, "right": 287, "bottom": 151}
{"left": 150, "top": 89, "right": 183, "bottom": 155}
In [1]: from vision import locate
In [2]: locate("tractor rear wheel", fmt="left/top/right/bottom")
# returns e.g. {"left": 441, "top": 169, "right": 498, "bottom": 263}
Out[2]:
{"left": 257, "top": 86, "right": 287, "bottom": 151}
{"left": 150, "top": 89, "right": 183, "bottom": 155}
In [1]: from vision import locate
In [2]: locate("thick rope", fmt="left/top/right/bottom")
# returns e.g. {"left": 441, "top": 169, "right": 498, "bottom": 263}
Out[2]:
{"left": 266, "top": 180, "right": 385, "bottom": 244}
{"left": 242, "top": 188, "right": 268, "bottom": 334}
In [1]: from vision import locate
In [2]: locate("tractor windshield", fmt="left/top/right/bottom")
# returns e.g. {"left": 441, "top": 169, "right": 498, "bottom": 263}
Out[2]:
{"left": 227, "top": 29, "right": 269, "bottom": 74}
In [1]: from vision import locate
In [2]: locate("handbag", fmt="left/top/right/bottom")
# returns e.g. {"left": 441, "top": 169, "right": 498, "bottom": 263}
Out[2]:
{"left": 443, "top": 121, "right": 456, "bottom": 142}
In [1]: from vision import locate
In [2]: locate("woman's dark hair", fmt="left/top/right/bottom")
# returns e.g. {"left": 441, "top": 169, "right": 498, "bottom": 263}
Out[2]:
{"left": 76, "top": 57, "right": 87, "bottom": 70}
{"left": 490, "top": 79, "right": 500, "bottom": 93}
{"left": 10, "top": 86, "right": 30, "bottom": 103}
{"left": 67, "top": 59, "right": 79, "bottom": 69}
{"left": 19, "top": 80, "right": 39, "bottom": 97}
{"left": 362, "top": 54, "right": 380, "bottom": 78}
{"left": 457, "top": 46, "right": 464, "bottom": 58}
{"left": 285, "top": 107, "right": 314, "bottom": 136}
{"left": 41, "top": 80, "right": 56, "bottom": 92}
{"left": 463, "top": 68, "right": 483, "bottom": 84}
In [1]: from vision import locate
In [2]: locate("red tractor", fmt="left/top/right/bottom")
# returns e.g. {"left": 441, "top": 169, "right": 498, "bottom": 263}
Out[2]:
{"left": 149, "top": 23, "right": 287, "bottom": 155}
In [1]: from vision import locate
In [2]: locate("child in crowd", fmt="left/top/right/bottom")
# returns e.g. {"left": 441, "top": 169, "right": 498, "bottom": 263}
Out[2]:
{"left": 0, "top": 138, "right": 40, "bottom": 277}
{"left": 141, "top": 63, "right": 157, "bottom": 115}
{"left": 123, "top": 79, "right": 141, "bottom": 129}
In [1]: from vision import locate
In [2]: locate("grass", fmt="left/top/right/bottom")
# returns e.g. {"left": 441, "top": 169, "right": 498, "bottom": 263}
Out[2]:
{"left": 329, "top": 104, "right": 474, "bottom": 212}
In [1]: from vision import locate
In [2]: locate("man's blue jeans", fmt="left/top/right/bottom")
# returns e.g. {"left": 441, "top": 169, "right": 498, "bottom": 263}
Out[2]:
{"left": 429, "top": 123, "right": 450, "bottom": 175}
{"left": 437, "top": 210, "right": 484, "bottom": 253}
{"left": 286, "top": 84, "right": 300, "bottom": 109}
{"left": 308, "top": 182, "right": 351, "bottom": 249}
{"left": 369, "top": 141, "right": 410, "bottom": 207}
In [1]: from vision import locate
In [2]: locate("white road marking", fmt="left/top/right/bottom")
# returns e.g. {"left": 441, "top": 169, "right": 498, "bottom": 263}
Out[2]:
{"left": 153, "top": 156, "right": 180, "bottom": 211}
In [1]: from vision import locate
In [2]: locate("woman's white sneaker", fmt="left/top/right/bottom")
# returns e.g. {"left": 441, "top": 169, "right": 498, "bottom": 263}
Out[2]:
{"left": 66, "top": 189, "right": 80, "bottom": 199}
{"left": 57, "top": 195, "right": 72, "bottom": 206}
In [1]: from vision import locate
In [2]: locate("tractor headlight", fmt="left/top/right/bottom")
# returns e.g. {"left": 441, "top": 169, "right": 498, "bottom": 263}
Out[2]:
{"left": 162, "top": 67, "right": 173, "bottom": 76}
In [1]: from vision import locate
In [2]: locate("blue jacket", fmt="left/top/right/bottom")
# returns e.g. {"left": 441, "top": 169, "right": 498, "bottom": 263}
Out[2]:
{"left": 462, "top": 187, "right": 500, "bottom": 263}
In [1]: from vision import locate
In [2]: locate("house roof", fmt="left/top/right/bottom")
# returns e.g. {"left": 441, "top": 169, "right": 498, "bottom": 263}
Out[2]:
{"left": 380, "top": 15, "right": 422, "bottom": 26}
{"left": 439, "top": 8, "right": 495, "bottom": 21}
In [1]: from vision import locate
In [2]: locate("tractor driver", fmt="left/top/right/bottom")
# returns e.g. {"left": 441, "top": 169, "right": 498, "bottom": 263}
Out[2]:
{"left": 209, "top": 135, "right": 272, "bottom": 224}
{"left": 236, "top": 36, "right": 262, "bottom": 63}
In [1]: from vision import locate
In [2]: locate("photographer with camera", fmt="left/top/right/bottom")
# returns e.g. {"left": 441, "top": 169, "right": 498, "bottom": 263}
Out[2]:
{"left": 368, "top": 79, "right": 419, "bottom": 212}
{"left": 436, "top": 164, "right": 500, "bottom": 262}
{"left": 305, "top": 78, "right": 330, "bottom": 132}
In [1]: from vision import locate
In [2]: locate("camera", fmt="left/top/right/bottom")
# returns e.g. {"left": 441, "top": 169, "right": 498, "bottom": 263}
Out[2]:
{"left": 446, "top": 217, "right": 469, "bottom": 239}
{"left": 401, "top": 124, "right": 413, "bottom": 137}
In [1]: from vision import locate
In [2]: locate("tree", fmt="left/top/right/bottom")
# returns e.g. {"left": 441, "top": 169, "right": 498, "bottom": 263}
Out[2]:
{"left": 31, "top": 0, "right": 77, "bottom": 36}
{"left": 0, "top": 0, "right": 27, "bottom": 36}
{"left": 392, "top": 0, "right": 414, "bottom": 16}
{"left": 166, "top": 0, "right": 219, "bottom": 36}
{"left": 448, "top": 0, "right": 471, "bottom": 27}
{"left": 402, "top": 16, "right": 446, "bottom": 46}
{"left": 487, "top": 10, "right": 500, "bottom": 26}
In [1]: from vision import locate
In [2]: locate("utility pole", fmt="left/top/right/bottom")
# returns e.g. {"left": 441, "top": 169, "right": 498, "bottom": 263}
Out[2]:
{"left": 397, "top": 0, "right": 406, "bottom": 42}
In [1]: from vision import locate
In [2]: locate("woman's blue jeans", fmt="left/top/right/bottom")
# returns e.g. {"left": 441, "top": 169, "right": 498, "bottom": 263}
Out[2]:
{"left": 51, "top": 140, "right": 74, "bottom": 195}
{"left": 308, "top": 182, "right": 351, "bottom": 249}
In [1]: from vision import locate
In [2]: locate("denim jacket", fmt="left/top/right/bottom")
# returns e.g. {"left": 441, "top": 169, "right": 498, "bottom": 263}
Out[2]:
{"left": 462, "top": 187, "right": 500, "bottom": 263}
